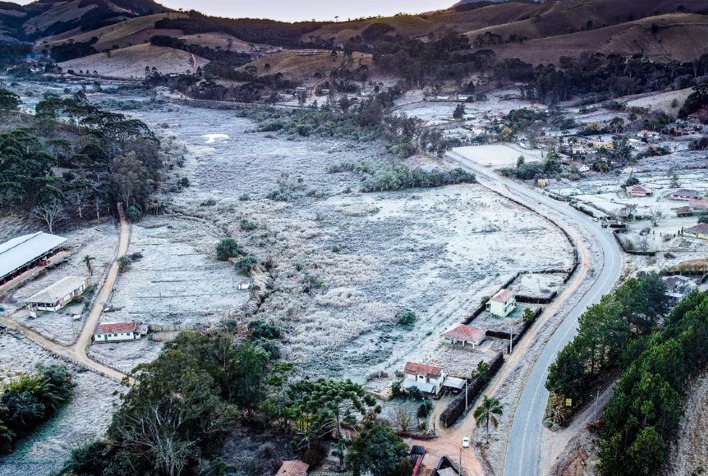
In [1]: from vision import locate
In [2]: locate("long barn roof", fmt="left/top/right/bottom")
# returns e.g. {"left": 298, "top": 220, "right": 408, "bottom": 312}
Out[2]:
{"left": 0, "top": 232, "right": 67, "bottom": 280}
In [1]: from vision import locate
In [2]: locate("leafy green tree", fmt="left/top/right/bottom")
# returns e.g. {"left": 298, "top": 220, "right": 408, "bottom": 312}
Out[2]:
{"left": 0, "top": 89, "right": 19, "bottom": 111}
{"left": 346, "top": 421, "right": 409, "bottom": 476}
{"left": 473, "top": 395, "right": 503, "bottom": 441}
{"left": 215, "top": 238, "right": 241, "bottom": 261}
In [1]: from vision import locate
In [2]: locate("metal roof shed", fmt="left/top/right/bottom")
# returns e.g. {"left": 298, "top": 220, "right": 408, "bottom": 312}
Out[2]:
{"left": 0, "top": 232, "right": 67, "bottom": 283}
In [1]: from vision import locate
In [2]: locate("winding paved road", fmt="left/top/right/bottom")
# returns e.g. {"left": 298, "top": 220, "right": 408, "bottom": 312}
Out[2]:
{"left": 446, "top": 150, "right": 623, "bottom": 476}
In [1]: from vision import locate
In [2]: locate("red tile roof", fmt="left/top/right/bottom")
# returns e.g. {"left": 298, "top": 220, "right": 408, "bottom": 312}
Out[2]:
{"left": 404, "top": 362, "right": 443, "bottom": 378}
{"left": 276, "top": 460, "right": 309, "bottom": 476}
{"left": 689, "top": 199, "right": 708, "bottom": 208}
{"left": 443, "top": 324, "right": 487, "bottom": 344}
{"left": 95, "top": 322, "right": 138, "bottom": 335}
{"left": 685, "top": 223, "right": 708, "bottom": 235}
{"left": 491, "top": 289, "right": 514, "bottom": 303}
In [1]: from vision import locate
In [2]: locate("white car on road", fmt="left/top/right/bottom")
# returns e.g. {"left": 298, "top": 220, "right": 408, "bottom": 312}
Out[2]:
{"left": 462, "top": 437, "right": 470, "bottom": 448}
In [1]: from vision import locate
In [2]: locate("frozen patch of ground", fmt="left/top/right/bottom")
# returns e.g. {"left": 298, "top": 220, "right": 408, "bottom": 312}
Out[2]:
{"left": 0, "top": 333, "right": 121, "bottom": 476}
{"left": 512, "top": 273, "right": 566, "bottom": 299}
{"left": 666, "top": 369, "right": 708, "bottom": 476}
{"left": 105, "top": 216, "right": 250, "bottom": 327}
{"left": 455, "top": 144, "right": 544, "bottom": 168}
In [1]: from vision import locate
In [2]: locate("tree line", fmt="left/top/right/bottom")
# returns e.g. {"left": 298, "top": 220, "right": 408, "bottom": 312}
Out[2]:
{"left": 0, "top": 89, "right": 162, "bottom": 230}
{"left": 546, "top": 273, "right": 669, "bottom": 409}
{"left": 57, "top": 330, "right": 418, "bottom": 476}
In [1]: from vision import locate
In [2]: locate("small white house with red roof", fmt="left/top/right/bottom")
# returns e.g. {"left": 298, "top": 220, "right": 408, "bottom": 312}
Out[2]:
{"left": 93, "top": 322, "right": 147, "bottom": 343}
{"left": 487, "top": 289, "right": 516, "bottom": 317}
{"left": 403, "top": 362, "right": 446, "bottom": 396}
{"left": 443, "top": 324, "right": 487, "bottom": 349}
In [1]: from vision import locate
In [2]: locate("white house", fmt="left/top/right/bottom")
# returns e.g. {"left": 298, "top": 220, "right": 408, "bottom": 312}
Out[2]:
{"left": 25, "top": 276, "right": 90, "bottom": 312}
{"left": 93, "top": 322, "right": 147, "bottom": 343}
{"left": 237, "top": 280, "right": 251, "bottom": 291}
{"left": 669, "top": 189, "right": 703, "bottom": 201}
{"left": 443, "top": 324, "right": 487, "bottom": 349}
{"left": 488, "top": 289, "right": 516, "bottom": 318}
{"left": 637, "top": 130, "right": 660, "bottom": 140}
{"left": 403, "top": 362, "right": 446, "bottom": 396}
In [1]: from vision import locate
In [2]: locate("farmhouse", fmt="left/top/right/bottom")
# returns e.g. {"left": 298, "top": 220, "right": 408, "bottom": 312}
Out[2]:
{"left": 675, "top": 206, "right": 694, "bottom": 218}
{"left": 403, "top": 362, "right": 446, "bottom": 396}
{"left": 0, "top": 232, "right": 67, "bottom": 286}
{"left": 276, "top": 460, "right": 309, "bottom": 476}
{"left": 443, "top": 324, "right": 487, "bottom": 349}
{"left": 662, "top": 275, "right": 696, "bottom": 302}
{"left": 25, "top": 276, "right": 90, "bottom": 312}
{"left": 684, "top": 223, "right": 708, "bottom": 240}
{"left": 637, "top": 130, "right": 660, "bottom": 140}
{"left": 625, "top": 185, "right": 653, "bottom": 198}
{"left": 669, "top": 189, "right": 703, "bottom": 201}
{"left": 487, "top": 289, "right": 516, "bottom": 318}
{"left": 688, "top": 199, "right": 708, "bottom": 212}
{"left": 93, "top": 322, "right": 147, "bottom": 343}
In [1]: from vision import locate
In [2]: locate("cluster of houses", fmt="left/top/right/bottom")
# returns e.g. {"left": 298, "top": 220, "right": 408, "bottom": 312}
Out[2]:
{"left": 401, "top": 289, "right": 516, "bottom": 397}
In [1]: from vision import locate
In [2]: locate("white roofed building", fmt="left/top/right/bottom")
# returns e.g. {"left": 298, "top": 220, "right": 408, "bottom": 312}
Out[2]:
{"left": 25, "top": 276, "right": 90, "bottom": 312}
{"left": 0, "top": 232, "right": 67, "bottom": 286}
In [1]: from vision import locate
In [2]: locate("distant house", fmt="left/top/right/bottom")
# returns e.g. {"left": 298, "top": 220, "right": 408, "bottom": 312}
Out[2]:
{"left": 637, "top": 130, "right": 660, "bottom": 140}
{"left": 688, "top": 199, "right": 708, "bottom": 212}
{"left": 25, "top": 276, "right": 90, "bottom": 312}
{"left": 456, "top": 94, "right": 472, "bottom": 102}
{"left": 276, "top": 460, "right": 309, "bottom": 476}
{"left": 662, "top": 275, "right": 696, "bottom": 302}
{"left": 443, "top": 324, "right": 487, "bottom": 349}
{"left": 572, "top": 162, "right": 590, "bottom": 173}
{"left": 625, "top": 185, "right": 653, "bottom": 198}
{"left": 237, "top": 280, "right": 251, "bottom": 291}
{"left": 669, "top": 189, "right": 703, "bottom": 201}
{"left": 536, "top": 178, "right": 550, "bottom": 188}
{"left": 294, "top": 86, "right": 308, "bottom": 96}
{"left": 675, "top": 206, "right": 694, "bottom": 218}
{"left": 93, "top": 322, "right": 147, "bottom": 343}
{"left": 403, "top": 362, "right": 446, "bottom": 396}
{"left": 684, "top": 223, "right": 708, "bottom": 240}
{"left": 487, "top": 289, "right": 516, "bottom": 318}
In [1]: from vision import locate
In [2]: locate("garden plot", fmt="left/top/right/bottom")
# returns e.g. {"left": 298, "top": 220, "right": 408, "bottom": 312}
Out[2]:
{"left": 0, "top": 334, "right": 120, "bottom": 476}
{"left": 8, "top": 223, "right": 119, "bottom": 345}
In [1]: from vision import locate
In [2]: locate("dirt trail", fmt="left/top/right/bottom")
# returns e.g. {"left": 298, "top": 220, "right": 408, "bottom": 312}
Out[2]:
{"left": 0, "top": 204, "right": 131, "bottom": 383}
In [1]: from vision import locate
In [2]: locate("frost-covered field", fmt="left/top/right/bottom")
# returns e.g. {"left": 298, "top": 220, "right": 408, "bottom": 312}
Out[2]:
{"left": 0, "top": 334, "right": 121, "bottom": 476}
{"left": 111, "top": 100, "right": 575, "bottom": 381}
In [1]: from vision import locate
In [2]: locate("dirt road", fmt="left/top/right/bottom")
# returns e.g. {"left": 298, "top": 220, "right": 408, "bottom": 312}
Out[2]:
{"left": 0, "top": 204, "right": 131, "bottom": 383}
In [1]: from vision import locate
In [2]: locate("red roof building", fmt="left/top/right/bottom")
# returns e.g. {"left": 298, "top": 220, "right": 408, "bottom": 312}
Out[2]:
{"left": 276, "top": 460, "right": 309, "bottom": 476}
{"left": 404, "top": 362, "right": 443, "bottom": 379}
{"left": 443, "top": 324, "right": 487, "bottom": 348}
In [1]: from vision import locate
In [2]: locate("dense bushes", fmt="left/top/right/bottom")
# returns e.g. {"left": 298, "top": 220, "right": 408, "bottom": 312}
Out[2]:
{"left": 599, "top": 291, "right": 708, "bottom": 475}
{"left": 0, "top": 365, "right": 73, "bottom": 454}
{"left": 360, "top": 167, "right": 476, "bottom": 192}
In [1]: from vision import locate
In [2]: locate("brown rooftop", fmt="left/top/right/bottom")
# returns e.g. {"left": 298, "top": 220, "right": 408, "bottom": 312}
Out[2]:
{"left": 95, "top": 322, "right": 138, "bottom": 334}
{"left": 443, "top": 324, "right": 487, "bottom": 343}
{"left": 276, "top": 460, "right": 309, "bottom": 476}
{"left": 491, "top": 289, "right": 514, "bottom": 303}
{"left": 404, "top": 362, "right": 443, "bottom": 378}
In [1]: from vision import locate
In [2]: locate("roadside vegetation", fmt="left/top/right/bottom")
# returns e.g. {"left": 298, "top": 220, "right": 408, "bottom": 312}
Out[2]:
{"left": 0, "top": 365, "right": 73, "bottom": 454}
{"left": 546, "top": 274, "right": 708, "bottom": 474}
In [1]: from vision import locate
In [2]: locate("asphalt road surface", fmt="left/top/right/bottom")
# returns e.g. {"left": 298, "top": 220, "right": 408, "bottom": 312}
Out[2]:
{"left": 447, "top": 150, "right": 623, "bottom": 476}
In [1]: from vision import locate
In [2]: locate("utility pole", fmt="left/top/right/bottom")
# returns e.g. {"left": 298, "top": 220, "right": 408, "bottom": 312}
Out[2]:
{"left": 509, "top": 324, "right": 513, "bottom": 354}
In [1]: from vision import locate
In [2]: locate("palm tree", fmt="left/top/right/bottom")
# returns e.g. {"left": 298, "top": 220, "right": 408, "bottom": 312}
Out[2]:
{"left": 474, "top": 396, "right": 503, "bottom": 442}
{"left": 83, "top": 255, "right": 95, "bottom": 276}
